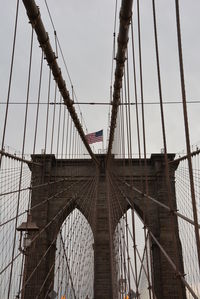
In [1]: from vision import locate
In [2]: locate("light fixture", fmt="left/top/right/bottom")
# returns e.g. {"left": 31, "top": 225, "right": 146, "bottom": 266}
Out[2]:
{"left": 17, "top": 213, "right": 39, "bottom": 254}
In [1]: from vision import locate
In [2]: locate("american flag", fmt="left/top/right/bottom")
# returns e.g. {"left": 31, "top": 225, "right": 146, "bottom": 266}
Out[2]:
{"left": 86, "top": 130, "right": 103, "bottom": 144}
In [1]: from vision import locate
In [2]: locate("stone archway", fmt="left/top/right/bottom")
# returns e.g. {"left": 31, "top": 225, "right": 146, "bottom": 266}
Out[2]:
{"left": 111, "top": 155, "right": 186, "bottom": 299}
{"left": 53, "top": 208, "right": 94, "bottom": 299}
{"left": 21, "top": 154, "right": 186, "bottom": 299}
{"left": 21, "top": 155, "right": 96, "bottom": 299}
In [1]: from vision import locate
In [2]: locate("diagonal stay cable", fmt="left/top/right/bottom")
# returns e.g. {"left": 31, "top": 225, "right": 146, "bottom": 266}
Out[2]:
{"left": 41, "top": 178, "right": 97, "bottom": 299}
{"left": 0, "top": 178, "right": 92, "bottom": 278}
{"left": 108, "top": 172, "right": 153, "bottom": 292}
{"left": 0, "top": 178, "right": 85, "bottom": 228}
{"left": 110, "top": 172, "right": 199, "bottom": 299}
{"left": 15, "top": 178, "right": 94, "bottom": 297}
{"left": 112, "top": 172, "right": 200, "bottom": 229}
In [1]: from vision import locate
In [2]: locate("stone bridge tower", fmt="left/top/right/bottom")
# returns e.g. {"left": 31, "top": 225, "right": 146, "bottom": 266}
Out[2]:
{"left": 21, "top": 154, "right": 186, "bottom": 299}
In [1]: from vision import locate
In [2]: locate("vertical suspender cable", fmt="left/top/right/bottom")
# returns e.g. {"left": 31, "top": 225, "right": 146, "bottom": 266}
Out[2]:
{"left": 22, "top": 0, "right": 98, "bottom": 165}
{"left": 107, "top": 0, "right": 133, "bottom": 158}
{"left": 0, "top": 0, "right": 19, "bottom": 168}
{"left": 44, "top": 70, "right": 51, "bottom": 154}
{"left": 56, "top": 94, "right": 62, "bottom": 157}
{"left": 7, "top": 27, "right": 34, "bottom": 299}
{"left": 151, "top": 4, "right": 186, "bottom": 297}
{"left": 136, "top": 1, "right": 153, "bottom": 296}
{"left": 50, "top": 83, "right": 57, "bottom": 154}
{"left": 175, "top": 0, "right": 200, "bottom": 272}
{"left": 33, "top": 51, "right": 44, "bottom": 154}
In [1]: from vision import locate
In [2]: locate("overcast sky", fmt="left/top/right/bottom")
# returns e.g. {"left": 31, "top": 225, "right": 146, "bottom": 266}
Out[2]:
{"left": 0, "top": 0, "right": 200, "bottom": 156}
{"left": 0, "top": 2, "right": 200, "bottom": 296}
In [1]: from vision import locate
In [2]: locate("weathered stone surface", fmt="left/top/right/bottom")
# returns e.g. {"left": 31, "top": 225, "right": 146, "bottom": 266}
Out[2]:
{"left": 22, "top": 154, "right": 186, "bottom": 299}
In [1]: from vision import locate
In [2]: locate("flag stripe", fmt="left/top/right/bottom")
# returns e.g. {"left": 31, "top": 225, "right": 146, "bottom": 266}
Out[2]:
{"left": 86, "top": 130, "right": 103, "bottom": 144}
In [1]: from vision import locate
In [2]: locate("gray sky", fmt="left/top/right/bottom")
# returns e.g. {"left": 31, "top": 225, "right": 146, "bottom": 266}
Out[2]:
{"left": 1, "top": 2, "right": 200, "bottom": 297}
{"left": 0, "top": 0, "right": 200, "bottom": 155}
